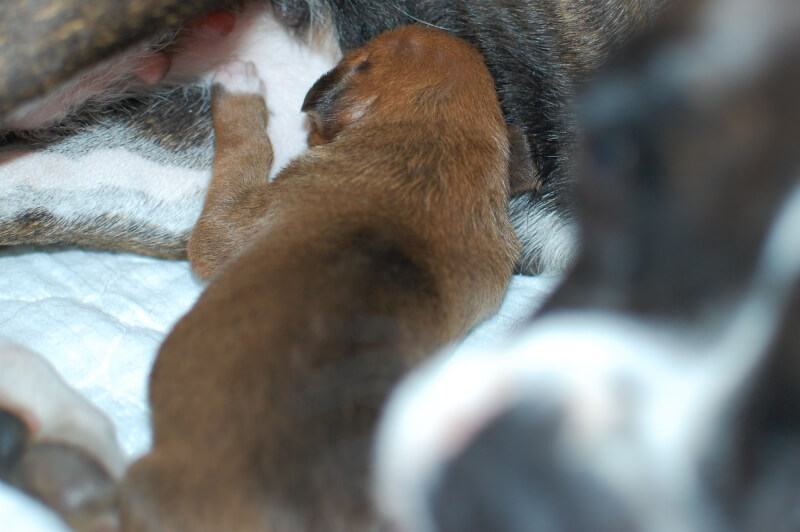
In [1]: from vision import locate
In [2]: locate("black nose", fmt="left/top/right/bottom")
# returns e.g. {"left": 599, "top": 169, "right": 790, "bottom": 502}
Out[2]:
{"left": 429, "top": 401, "right": 637, "bottom": 532}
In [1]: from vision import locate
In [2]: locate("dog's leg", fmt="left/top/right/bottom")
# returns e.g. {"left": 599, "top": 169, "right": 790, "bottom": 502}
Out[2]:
{"left": 0, "top": 0, "right": 236, "bottom": 120}
{"left": 186, "top": 60, "right": 277, "bottom": 280}
{"left": 0, "top": 339, "right": 125, "bottom": 532}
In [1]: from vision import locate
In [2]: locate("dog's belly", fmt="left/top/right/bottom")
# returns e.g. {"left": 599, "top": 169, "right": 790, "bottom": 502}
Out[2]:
{"left": 0, "top": 147, "right": 209, "bottom": 254}
{"left": 203, "top": 4, "right": 341, "bottom": 175}
{"left": 0, "top": 5, "right": 340, "bottom": 256}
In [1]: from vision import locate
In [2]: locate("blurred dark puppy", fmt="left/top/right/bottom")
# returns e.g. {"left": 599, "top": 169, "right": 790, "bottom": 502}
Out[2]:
{"left": 374, "top": 1, "right": 800, "bottom": 531}
{"left": 120, "top": 25, "right": 520, "bottom": 531}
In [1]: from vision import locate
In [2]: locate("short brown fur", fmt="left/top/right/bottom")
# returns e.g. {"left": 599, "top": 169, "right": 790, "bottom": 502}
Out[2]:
{"left": 121, "top": 25, "right": 520, "bottom": 531}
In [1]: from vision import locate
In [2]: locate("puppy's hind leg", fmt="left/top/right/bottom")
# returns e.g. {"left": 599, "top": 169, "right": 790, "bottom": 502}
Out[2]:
{"left": 187, "top": 61, "right": 276, "bottom": 280}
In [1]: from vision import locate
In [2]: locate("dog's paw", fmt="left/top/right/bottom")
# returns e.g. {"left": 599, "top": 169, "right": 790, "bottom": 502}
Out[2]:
{"left": 0, "top": 339, "right": 124, "bottom": 531}
{"left": 212, "top": 60, "right": 266, "bottom": 96}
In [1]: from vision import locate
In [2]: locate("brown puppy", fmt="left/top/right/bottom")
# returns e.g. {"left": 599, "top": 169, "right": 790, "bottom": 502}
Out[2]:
{"left": 120, "top": 25, "right": 520, "bottom": 531}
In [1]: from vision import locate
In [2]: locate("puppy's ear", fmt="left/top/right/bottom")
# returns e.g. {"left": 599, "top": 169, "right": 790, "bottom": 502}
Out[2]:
{"left": 507, "top": 125, "right": 542, "bottom": 197}
{"left": 302, "top": 52, "right": 373, "bottom": 145}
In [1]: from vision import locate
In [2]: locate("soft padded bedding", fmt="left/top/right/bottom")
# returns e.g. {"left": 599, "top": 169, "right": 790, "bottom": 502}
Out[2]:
{"left": 0, "top": 246, "right": 558, "bottom": 531}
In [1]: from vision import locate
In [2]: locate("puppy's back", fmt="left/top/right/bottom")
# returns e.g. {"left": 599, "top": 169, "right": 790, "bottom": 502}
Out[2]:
{"left": 125, "top": 26, "right": 519, "bottom": 532}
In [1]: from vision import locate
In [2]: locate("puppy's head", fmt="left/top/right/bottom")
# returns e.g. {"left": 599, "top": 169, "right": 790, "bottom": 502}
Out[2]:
{"left": 301, "top": 47, "right": 374, "bottom": 146}
{"left": 301, "top": 25, "right": 505, "bottom": 146}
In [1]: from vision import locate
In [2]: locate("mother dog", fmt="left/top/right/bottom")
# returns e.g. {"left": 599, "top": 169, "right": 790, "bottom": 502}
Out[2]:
{"left": 0, "top": 0, "right": 665, "bottom": 273}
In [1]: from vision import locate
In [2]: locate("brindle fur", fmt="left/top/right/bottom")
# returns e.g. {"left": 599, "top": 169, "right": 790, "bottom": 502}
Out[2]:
{"left": 0, "top": 0, "right": 666, "bottom": 273}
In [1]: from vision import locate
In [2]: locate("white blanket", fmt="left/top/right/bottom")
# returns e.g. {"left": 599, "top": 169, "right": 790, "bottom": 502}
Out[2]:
{"left": 0, "top": 246, "right": 558, "bottom": 530}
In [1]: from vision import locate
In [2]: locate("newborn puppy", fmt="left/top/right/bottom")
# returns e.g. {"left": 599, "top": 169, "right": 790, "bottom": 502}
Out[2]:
{"left": 121, "top": 25, "right": 520, "bottom": 531}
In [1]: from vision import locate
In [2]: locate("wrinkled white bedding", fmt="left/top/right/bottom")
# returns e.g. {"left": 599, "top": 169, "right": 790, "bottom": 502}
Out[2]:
{"left": 0, "top": 246, "right": 558, "bottom": 531}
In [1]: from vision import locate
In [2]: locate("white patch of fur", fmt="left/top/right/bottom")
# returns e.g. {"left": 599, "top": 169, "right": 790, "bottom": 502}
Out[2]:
{"left": 149, "top": 5, "right": 341, "bottom": 177}
{"left": 192, "top": 4, "right": 341, "bottom": 177}
{"left": 375, "top": 178, "right": 800, "bottom": 532}
{"left": 510, "top": 195, "right": 579, "bottom": 274}
{"left": 212, "top": 60, "right": 266, "bottom": 96}
{"left": 373, "top": 274, "right": 563, "bottom": 532}
{"left": 0, "top": 481, "right": 72, "bottom": 532}
{"left": 0, "top": 148, "right": 209, "bottom": 237}
{"left": 375, "top": 315, "right": 734, "bottom": 532}
{"left": 0, "top": 338, "right": 125, "bottom": 478}
{"left": 373, "top": 348, "right": 516, "bottom": 532}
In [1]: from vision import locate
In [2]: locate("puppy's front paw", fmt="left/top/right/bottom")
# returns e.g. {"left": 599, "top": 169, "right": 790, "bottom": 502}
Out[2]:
{"left": 212, "top": 60, "right": 266, "bottom": 96}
